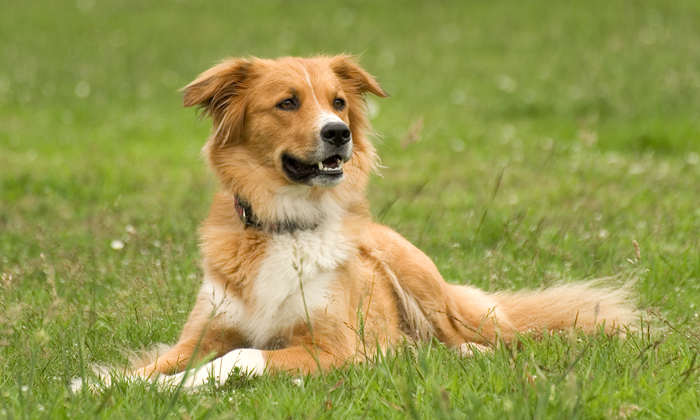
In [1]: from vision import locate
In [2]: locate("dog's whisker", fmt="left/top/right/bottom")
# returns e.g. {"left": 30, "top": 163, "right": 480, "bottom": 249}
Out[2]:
{"left": 241, "top": 158, "right": 273, "bottom": 181}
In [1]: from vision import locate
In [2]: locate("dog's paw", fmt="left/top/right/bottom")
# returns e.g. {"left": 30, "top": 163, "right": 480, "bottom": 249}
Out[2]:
{"left": 70, "top": 365, "right": 115, "bottom": 393}
{"left": 159, "top": 349, "right": 265, "bottom": 389}
{"left": 458, "top": 342, "right": 492, "bottom": 357}
{"left": 70, "top": 377, "right": 89, "bottom": 393}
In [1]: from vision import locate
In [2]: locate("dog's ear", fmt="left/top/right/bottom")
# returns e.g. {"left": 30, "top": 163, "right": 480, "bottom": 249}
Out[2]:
{"left": 182, "top": 58, "right": 253, "bottom": 145}
{"left": 330, "top": 55, "right": 388, "bottom": 98}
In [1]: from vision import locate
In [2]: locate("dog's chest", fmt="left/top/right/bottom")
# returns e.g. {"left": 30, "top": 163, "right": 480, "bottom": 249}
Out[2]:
{"left": 217, "top": 221, "right": 354, "bottom": 348}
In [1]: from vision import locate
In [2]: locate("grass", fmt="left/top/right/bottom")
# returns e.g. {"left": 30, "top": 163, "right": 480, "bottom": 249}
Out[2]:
{"left": 2, "top": 0, "right": 700, "bottom": 418}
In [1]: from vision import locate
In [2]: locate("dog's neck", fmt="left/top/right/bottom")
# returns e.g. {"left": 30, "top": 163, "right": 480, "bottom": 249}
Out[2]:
{"left": 233, "top": 194, "right": 321, "bottom": 234}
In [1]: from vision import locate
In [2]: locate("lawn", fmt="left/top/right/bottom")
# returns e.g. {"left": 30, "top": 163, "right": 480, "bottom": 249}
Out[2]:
{"left": 2, "top": 0, "right": 700, "bottom": 418}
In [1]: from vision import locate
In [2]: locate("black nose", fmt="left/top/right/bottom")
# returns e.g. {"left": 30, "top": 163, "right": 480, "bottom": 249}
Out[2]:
{"left": 320, "top": 122, "right": 352, "bottom": 147}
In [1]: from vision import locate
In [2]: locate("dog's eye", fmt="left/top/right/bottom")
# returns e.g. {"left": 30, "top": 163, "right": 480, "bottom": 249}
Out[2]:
{"left": 276, "top": 97, "right": 299, "bottom": 111}
{"left": 333, "top": 98, "right": 346, "bottom": 111}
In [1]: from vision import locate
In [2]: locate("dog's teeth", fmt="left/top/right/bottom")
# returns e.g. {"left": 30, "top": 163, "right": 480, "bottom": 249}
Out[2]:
{"left": 338, "top": 161, "right": 344, "bottom": 170}
{"left": 318, "top": 162, "right": 324, "bottom": 170}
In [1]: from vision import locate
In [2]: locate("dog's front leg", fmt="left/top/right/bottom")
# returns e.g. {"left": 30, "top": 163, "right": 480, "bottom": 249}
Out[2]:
{"left": 161, "top": 343, "right": 346, "bottom": 388}
{"left": 135, "top": 286, "right": 248, "bottom": 378}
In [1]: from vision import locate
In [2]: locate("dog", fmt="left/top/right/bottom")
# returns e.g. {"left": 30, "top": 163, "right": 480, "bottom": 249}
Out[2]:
{"left": 102, "top": 56, "right": 634, "bottom": 388}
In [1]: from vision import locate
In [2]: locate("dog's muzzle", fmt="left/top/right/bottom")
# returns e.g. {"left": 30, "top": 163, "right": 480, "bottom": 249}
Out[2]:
{"left": 282, "top": 122, "right": 353, "bottom": 188}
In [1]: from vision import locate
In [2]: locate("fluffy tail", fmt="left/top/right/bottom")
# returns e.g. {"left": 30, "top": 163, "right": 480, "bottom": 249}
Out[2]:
{"left": 490, "top": 281, "right": 636, "bottom": 335}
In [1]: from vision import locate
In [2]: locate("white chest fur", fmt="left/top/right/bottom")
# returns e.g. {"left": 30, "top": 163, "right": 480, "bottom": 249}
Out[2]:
{"left": 201, "top": 213, "right": 354, "bottom": 349}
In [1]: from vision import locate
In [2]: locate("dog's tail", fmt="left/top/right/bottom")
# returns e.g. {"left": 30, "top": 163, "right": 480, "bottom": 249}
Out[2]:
{"left": 494, "top": 281, "right": 635, "bottom": 335}
{"left": 448, "top": 280, "right": 636, "bottom": 341}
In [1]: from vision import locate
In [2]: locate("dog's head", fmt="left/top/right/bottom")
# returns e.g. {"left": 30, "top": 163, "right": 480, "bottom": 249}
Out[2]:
{"left": 183, "top": 56, "right": 387, "bottom": 194}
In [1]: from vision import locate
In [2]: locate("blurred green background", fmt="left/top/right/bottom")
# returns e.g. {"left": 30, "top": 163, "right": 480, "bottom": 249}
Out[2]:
{"left": 2, "top": 1, "right": 700, "bottom": 418}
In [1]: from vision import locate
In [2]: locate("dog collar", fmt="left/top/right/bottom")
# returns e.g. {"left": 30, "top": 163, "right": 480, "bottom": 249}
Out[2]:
{"left": 234, "top": 195, "right": 319, "bottom": 234}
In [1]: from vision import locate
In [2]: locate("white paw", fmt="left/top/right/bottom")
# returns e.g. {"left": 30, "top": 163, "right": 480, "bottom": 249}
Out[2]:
{"left": 160, "top": 349, "right": 265, "bottom": 389}
{"left": 70, "top": 377, "right": 89, "bottom": 393}
{"left": 70, "top": 366, "right": 124, "bottom": 393}
{"left": 459, "top": 342, "right": 492, "bottom": 357}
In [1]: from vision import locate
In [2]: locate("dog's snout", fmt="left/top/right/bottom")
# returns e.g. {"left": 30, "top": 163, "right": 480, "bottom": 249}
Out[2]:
{"left": 320, "top": 122, "right": 352, "bottom": 147}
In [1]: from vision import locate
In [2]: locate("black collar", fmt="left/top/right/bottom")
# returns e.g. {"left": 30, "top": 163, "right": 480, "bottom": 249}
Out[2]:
{"left": 234, "top": 195, "right": 319, "bottom": 234}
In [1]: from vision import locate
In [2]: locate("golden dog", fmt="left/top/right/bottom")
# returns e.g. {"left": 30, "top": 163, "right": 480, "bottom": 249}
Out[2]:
{"left": 125, "top": 56, "right": 634, "bottom": 387}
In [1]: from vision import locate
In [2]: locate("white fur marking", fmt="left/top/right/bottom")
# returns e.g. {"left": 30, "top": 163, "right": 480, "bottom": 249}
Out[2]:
{"left": 255, "top": 185, "right": 342, "bottom": 225}
{"left": 302, "top": 67, "right": 321, "bottom": 108}
{"left": 202, "top": 193, "right": 351, "bottom": 349}
{"left": 199, "top": 278, "right": 246, "bottom": 328}
{"left": 318, "top": 112, "right": 345, "bottom": 131}
{"left": 275, "top": 186, "right": 338, "bottom": 223}
{"left": 247, "top": 208, "right": 351, "bottom": 348}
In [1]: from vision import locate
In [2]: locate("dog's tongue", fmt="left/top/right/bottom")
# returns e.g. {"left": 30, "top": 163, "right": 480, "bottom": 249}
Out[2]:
{"left": 322, "top": 157, "right": 339, "bottom": 169}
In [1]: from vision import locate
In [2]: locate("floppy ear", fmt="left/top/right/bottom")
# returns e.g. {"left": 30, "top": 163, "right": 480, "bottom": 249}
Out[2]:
{"left": 182, "top": 58, "right": 253, "bottom": 145}
{"left": 329, "top": 55, "right": 389, "bottom": 98}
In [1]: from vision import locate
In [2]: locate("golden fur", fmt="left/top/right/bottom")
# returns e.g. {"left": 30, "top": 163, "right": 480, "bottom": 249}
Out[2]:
{"left": 131, "top": 55, "right": 634, "bottom": 381}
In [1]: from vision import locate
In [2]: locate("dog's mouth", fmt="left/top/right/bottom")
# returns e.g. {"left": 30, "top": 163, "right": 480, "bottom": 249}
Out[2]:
{"left": 282, "top": 154, "right": 346, "bottom": 186}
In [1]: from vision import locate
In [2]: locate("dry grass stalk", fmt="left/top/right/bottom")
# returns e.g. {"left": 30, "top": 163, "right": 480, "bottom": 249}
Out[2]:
{"left": 401, "top": 116, "right": 424, "bottom": 148}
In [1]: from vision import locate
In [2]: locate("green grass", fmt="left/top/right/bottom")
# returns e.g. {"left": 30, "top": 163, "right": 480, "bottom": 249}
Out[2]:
{"left": 2, "top": 0, "right": 700, "bottom": 418}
